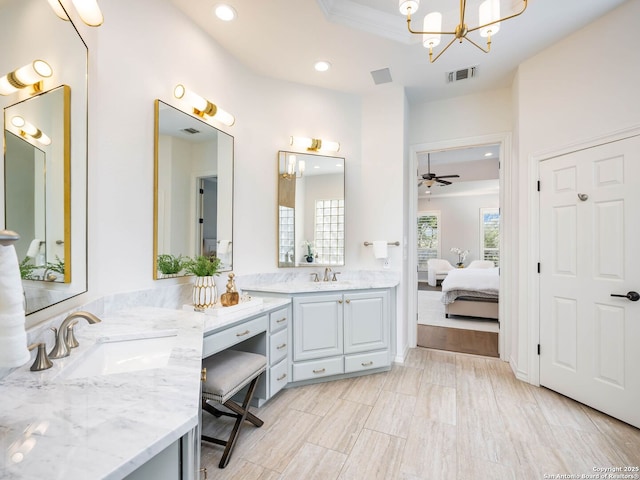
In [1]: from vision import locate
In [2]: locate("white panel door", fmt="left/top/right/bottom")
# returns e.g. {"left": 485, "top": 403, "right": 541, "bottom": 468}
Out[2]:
{"left": 539, "top": 134, "right": 640, "bottom": 428}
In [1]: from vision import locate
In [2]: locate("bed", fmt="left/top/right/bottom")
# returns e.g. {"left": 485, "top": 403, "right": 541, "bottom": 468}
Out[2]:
{"left": 440, "top": 267, "right": 499, "bottom": 320}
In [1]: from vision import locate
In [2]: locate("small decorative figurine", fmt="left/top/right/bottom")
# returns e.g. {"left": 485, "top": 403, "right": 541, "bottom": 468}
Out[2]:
{"left": 220, "top": 273, "right": 239, "bottom": 307}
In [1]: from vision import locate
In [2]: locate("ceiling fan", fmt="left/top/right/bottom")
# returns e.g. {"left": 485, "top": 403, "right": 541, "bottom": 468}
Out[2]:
{"left": 418, "top": 153, "right": 460, "bottom": 187}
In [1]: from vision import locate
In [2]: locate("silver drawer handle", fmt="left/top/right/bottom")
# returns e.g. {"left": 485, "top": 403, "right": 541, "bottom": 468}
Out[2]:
{"left": 276, "top": 317, "right": 287, "bottom": 323}
{"left": 313, "top": 368, "right": 326, "bottom": 374}
{"left": 361, "top": 361, "right": 373, "bottom": 367}
{"left": 277, "top": 373, "right": 287, "bottom": 381}
{"left": 236, "top": 330, "right": 250, "bottom": 337}
{"left": 277, "top": 343, "right": 287, "bottom": 350}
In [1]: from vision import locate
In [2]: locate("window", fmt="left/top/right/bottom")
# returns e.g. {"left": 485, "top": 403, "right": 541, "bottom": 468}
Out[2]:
{"left": 314, "top": 199, "right": 344, "bottom": 265}
{"left": 278, "top": 206, "right": 294, "bottom": 264}
{"left": 417, "top": 212, "right": 440, "bottom": 271}
{"left": 480, "top": 207, "right": 500, "bottom": 267}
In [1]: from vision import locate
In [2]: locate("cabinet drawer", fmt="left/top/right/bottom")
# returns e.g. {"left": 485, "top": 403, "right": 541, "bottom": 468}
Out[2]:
{"left": 344, "top": 350, "right": 390, "bottom": 374}
{"left": 202, "top": 315, "right": 268, "bottom": 358}
{"left": 269, "top": 328, "right": 288, "bottom": 365}
{"left": 269, "top": 307, "right": 289, "bottom": 332}
{"left": 269, "top": 358, "right": 288, "bottom": 397}
{"left": 292, "top": 356, "right": 343, "bottom": 382}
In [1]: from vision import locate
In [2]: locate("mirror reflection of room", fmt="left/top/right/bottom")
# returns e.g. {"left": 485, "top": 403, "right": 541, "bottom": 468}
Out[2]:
{"left": 277, "top": 151, "right": 345, "bottom": 268}
{"left": 154, "top": 100, "right": 234, "bottom": 279}
{"left": 4, "top": 85, "right": 70, "bottom": 284}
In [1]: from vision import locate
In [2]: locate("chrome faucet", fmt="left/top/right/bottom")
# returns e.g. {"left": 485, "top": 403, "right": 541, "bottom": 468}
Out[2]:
{"left": 323, "top": 267, "right": 332, "bottom": 282}
{"left": 49, "top": 311, "right": 102, "bottom": 359}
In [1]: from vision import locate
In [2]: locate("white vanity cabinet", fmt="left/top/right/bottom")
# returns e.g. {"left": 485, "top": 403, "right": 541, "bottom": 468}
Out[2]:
{"left": 267, "top": 304, "right": 290, "bottom": 398}
{"left": 291, "top": 289, "right": 391, "bottom": 382}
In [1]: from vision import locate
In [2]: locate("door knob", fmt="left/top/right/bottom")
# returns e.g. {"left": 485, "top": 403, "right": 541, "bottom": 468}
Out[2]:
{"left": 610, "top": 291, "right": 640, "bottom": 302}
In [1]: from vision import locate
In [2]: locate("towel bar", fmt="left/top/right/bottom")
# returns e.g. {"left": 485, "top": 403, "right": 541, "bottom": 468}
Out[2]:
{"left": 363, "top": 241, "right": 399, "bottom": 247}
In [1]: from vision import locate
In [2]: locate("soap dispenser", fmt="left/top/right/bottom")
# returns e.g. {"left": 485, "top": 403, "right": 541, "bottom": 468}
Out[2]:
{"left": 220, "top": 273, "right": 239, "bottom": 307}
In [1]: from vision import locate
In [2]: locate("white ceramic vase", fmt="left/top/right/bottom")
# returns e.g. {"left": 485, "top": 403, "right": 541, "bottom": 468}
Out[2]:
{"left": 192, "top": 276, "right": 217, "bottom": 309}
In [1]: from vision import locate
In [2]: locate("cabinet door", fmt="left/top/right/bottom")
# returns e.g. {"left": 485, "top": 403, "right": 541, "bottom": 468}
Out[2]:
{"left": 293, "top": 294, "right": 343, "bottom": 361}
{"left": 344, "top": 290, "right": 389, "bottom": 354}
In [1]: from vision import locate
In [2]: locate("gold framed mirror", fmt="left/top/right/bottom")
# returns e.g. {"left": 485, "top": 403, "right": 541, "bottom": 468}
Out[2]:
{"left": 153, "top": 100, "right": 234, "bottom": 279}
{"left": 4, "top": 85, "right": 71, "bottom": 283}
{"left": 277, "top": 151, "right": 345, "bottom": 267}
{"left": 1, "top": 0, "right": 87, "bottom": 316}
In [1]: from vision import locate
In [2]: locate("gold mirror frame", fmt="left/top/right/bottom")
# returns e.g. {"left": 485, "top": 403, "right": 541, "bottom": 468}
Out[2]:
{"left": 4, "top": 85, "right": 71, "bottom": 283}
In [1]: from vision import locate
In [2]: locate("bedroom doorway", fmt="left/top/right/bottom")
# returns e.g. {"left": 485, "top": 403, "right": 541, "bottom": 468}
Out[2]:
{"left": 415, "top": 143, "right": 501, "bottom": 357}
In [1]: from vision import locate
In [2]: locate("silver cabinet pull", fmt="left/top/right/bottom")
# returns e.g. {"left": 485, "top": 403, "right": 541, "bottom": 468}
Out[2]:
{"left": 337, "top": 300, "right": 343, "bottom": 304}
{"left": 345, "top": 299, "right": 351, "bottom": 304}
{"left": 236, "top": 330, "right": 250, "bottom": 337}
{"left": 276, "top": 317, "right": 287, "bottom": 323}
{"left": 277, "top": 343, "right": 287, "bottom": 350}
{"left": 313, "top": 368, "right": 326, "bottom": 374}
{"left": 361, "top": 361, "right": 373, "bottom": 367}
{"left": 277, "top": 373, "right": 287, "bottom": 381}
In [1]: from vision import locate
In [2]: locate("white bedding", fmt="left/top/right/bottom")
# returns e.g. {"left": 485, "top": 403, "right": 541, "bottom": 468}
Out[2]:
{"left": 441, "top": 267, "right": 499, "bottom": 304}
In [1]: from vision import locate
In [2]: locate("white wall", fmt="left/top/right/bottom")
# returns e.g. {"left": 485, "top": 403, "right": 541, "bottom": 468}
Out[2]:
{"left": 512, "top": 0, "right": 640, "bottom": 382}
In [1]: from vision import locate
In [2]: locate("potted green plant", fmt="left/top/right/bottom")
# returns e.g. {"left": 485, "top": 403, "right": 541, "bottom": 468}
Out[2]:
{"left": 19, "top": 257, "right": 37, "bottom": 280}
{"left": 302, "top": 240, "right": 314, "bottom": 263}
{"left": 185, "top": 255, "right": 222, "bottom": 309}
{"left": 157, "top": 253, "right": 185, "bottom": 277}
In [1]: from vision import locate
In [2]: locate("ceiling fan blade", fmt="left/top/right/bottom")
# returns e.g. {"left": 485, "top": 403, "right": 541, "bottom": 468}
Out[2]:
{"left": 421, "top": 173, "right": 435, "bottom": 180}
{"left": 437, "top": 179, "right": 452, "bottom": 185}
{"left": 435, "top": 174, "right": 460, "bottom": 179}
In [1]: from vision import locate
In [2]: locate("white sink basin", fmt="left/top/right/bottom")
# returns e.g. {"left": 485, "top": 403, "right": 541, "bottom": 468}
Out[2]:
{"left": 63, "top": 331, "right": 177, "bottom": 379}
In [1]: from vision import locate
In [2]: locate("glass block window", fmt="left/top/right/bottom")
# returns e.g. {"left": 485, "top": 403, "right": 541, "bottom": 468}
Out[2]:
{"left": 314, "top": 199, "right": 344, "bottom": 265}
{"left": 417, "top": 212, "right": 440, "bottom": 271}
{"left": 480, "top": 207, "right": 500, "bottom": 267}
{"left": 279, "top": 205, "right": 295, "bottom": 265}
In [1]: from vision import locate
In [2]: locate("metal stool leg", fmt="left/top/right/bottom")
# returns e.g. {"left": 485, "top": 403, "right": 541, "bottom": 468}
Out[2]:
{"left": 201, "top": 374, "right": 263, "bottom": 469}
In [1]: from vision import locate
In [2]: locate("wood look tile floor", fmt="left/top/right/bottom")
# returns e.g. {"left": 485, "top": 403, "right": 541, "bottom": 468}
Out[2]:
{"left": 200, "top": 348, "right": 640, "bottom": 480}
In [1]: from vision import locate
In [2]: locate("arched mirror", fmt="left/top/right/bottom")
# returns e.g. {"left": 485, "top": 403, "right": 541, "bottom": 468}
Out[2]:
{"left": 277, "top": 151, "right": 345, "bottom": 267}
{"left": 153, "top": 100, "right": 234, "bottom": 279}
{"left": 1, "top": 0, "right": 87, "bottom": 316}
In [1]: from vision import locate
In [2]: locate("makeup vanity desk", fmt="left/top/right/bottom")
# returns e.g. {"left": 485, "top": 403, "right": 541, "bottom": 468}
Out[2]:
{"left": 198, "top": 297, "right": 292, "bottom": 404}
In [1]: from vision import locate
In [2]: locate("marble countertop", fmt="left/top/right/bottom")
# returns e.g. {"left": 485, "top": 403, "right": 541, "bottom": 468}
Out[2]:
{"left": 241, "top": 279, "right": 400, "bottom": 294}
{"left": 0, "top": 297, "right": 292, "bottom": 480}
{"left": 0, "top": 306, "right": 205, "bottom": 480}
{"left": 238, "top": 270, "right": 400, "bottom": 295}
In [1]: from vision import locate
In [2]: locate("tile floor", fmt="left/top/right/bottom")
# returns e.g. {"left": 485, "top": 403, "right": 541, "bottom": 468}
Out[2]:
{"left": 200, "top": 348, "right": 640, "bottom": 480}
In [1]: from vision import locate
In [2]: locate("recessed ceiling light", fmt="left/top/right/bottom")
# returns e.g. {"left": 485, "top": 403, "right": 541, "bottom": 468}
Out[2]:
{"left": 484, "top": 152, "right": 493, "bottom": 157}
{"left": 214, "top": 4, "right": 236, "bottom": 21}
{"left": 314, "top": 61, "right": 331, "bottom": 72}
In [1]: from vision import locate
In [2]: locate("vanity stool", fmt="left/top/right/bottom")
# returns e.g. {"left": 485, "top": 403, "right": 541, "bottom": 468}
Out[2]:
{"left": 201, "top": 349, "right": 267, "bottom": 468}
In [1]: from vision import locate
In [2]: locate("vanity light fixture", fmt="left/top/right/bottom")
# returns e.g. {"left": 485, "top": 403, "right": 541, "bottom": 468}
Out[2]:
{"left": 11, "top": 116, "right": 52, "bottom": 146}
{"left": 71, "top": 0, "right": 104, "bottom": 26}
{"left": 48, "top": 0, "right": 104, "bottom": 26}
{"left": 399, "top": 0, "right": 527, "bottom": 63}
{"left": 0, "top": 61, "right": 53, "bottom": 96}
{"left": 281, "top": 154, "right": 305, "bottom": 179}
{"left": 47, "top": 0, "right": 69, "bottom": 20}
{"left": 290, "top": 136, "right": 340, "bottom": 153}
{"left": 174, "top": 84, "right": 235, "bottom": 127}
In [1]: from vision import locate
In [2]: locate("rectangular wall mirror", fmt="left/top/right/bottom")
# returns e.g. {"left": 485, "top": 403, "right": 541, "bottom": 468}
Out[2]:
{"left": 278, "top": 151, "right": 345, "bottom": 267}
{"left": 1, "top": 0, "right": 88, "bottom": 316}
{"left": 153, "top": 100, "right": 234, "bottom": 279}
{"left": 4, "top": 85, "right": 71, "bottom": 283}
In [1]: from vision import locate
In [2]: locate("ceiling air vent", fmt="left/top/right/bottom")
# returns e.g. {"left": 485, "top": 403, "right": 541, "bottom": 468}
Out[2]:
{"left": 181, "top": 127, "right": 200, "bottom": 134}
{"left": 370, "top": 68, "right": 393, "bottom": 85}
{"left": 446, "top": 66, "right": 477, "bottom": 83}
